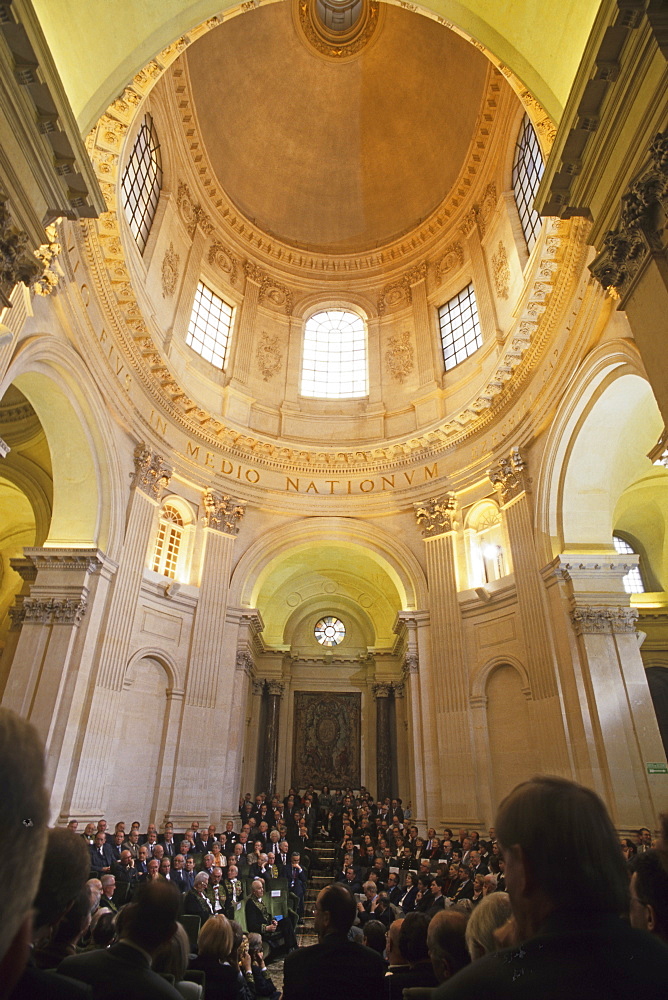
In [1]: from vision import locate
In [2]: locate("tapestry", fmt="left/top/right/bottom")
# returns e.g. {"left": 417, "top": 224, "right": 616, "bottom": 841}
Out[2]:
{"left": 292, "top": 691, "right": 361, "bottom": 789}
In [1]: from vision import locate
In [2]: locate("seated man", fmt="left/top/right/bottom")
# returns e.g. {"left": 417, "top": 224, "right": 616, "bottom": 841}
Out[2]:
{"left": 245, "top": 879, "right": 297, "bottom": 956}
{"left": 223, "top": 863, "right": 244, "bottom": 919}
{"left": 90, "top": 831, "right": 114, "bottom": 874}
{"left": 184, "top": 872, "right": 213, "bottom": 922}
{"left": 432, "top": 776, "right": 668, "bottom": 999}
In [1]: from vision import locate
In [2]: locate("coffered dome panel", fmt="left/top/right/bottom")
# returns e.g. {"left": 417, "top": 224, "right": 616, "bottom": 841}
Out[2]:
{"left": 186, "top": 2, "right": 489, "bottom": 252}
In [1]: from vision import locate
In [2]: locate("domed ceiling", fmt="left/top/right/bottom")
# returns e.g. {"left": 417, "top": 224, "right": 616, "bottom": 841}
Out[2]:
{"left": 186, "top": 2, "right": 489, "bottom": 253}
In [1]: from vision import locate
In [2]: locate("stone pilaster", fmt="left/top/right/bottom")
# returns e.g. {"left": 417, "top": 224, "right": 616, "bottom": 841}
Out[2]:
{"left": 460, "top": 208, "right": 501, "bottom": 344}
{"left": 488, "top": 448, "right": 570, "bottom": 777}
{"left": 232, "top": 262, "right": 262, "bottom": 385}
{"left": 407, "top": 263, "right": 437, "bottom": 387}
{"left": 395, "top": 610, "right": 430, "bottom": 830}
{"left": 67, "top": 445, "right": 171, "bottom": 816}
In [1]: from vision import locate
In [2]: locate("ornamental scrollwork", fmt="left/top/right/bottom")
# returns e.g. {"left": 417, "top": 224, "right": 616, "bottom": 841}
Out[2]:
{"left": 201, "top": 488, "right": 245, "bottom": 535}
{"left": 0, "top": 202, "right": 43, "bottom": 306}
{"left": 570, "top": 605, "right": 639, "bottom": 636}
{"left": 256, "top": 332, "right": 282, "bottom": 381}
{"left": 208, "top": 241, "right": 239, "bottom": 285}
{"left": 492, "top": 241, "right": 510, "bottom": 299}
{"left": 161, "top": 242, "right": 179, "bottom": 297}
{"left": 21, "top": 597, "right": 88, "bottom": 626}
{"left": 488, "top": 447, "right": 529, "bottom": 504}
{"left": 414, "top": 492, "right": 457, "bottom": 536}
{"left": 385, "top": 331, "right": 414, "bottom": 384}
{"left": 131, "top": 445, "right": 173, "bottom": 499}
{"left": 267, "top": 680, "right": 285, "bottom": 697}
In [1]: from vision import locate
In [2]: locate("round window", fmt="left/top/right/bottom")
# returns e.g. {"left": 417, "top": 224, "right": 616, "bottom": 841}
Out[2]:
{"left": 314, "top": 616, "right": 345, "bottom": 647}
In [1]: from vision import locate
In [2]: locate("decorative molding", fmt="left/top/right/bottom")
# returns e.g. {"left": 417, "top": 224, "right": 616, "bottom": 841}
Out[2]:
{"left": 589, "top": 129, "right": 668, "bottom": 304}
{"left": 243, "top": 260, "right": 293, "bottom": 315}
{"left": 19, "top": 548, "right": 106, "bottom": 575}
{"left": 208, "top": 241, "right": 239, "bottom": 285}
{"left": 297, "top": 0, "right": 381, "bottom": 60}
{"left": 131, "top": 444, "right": 173, "bottom": 499}
{"left": 385, "top": 331, "right": 414, "bottom": 384}
{"left": 177, "top": 181, "right": 212, "bottom": 239}
{"left": 378, "top": 261, "right": 427, "bottom": 315}
{"left": 414, "top": 493, "right": 457, "bottom": 536}
{"left": 488, "top": 446, "right": 530, "bottom": 504}
{"left": 459, "top": 208, "right": 478, "bottom": 238}
{"left": 161, "top": 242, "right": 179, "bottom": 297}
{"left": 201, "top": 488, "right": 245, "bottom": 534}
{"left": 518, "top": 91, "right": 556, "bottom": 153}
{"left": 570, "top": 605, "right": 639, "bottom": 635}
{"left": 235, "top": 650, "right": 254, "bottom": 675}
{"left": 0, "top": 201, "right": 42, "bottom": 306}
{"left": 255, "top": 331, "right": 282, "bottom": 381}
{"left": 266, "top": 679, "right": 285, "bottom": 696}
{"left": 21, "top": 596, "right": 88, "bottom": 626}
{"left": 491, "top": 240, "right": 510, "bottom": 298}
{"left": 477, "top": 182, "right": 497, "bottom": 236}
{"left": 435, "top": 241, "right": 464, "bottom": 280}
{"left": 372, "top": 682, "right": 392, "bottom": 698}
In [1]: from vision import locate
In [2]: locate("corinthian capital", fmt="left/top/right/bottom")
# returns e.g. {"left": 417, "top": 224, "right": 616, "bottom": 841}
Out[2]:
{"left": 132, "top": 444, "right": 172, "bottom": 499}
{"left": 266, "top": 680, "right": 285, "bottom": 697}
{"left": 570, "top": 605, "right": 639, "bottom": 636}
{"left": 372, "top": 682, "right": 392, "bottom": 698}
{"left": 414, "top": 493, "right": 457, "bottom": 536}
{"left": 201, "top": 488, "right": 245, "bottom": 535}
{"left": 488, "top": 447, "right": 529, "bottom": 504}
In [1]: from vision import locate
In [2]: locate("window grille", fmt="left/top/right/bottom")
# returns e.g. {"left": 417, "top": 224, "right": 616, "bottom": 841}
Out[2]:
{"left": 121, "top": 114, "right": 162, "bottom": 254}
{"left": 186, "top": 282, "right": 234, "bottom": 370}
{"left": 438, "top": 283, "right": 482, "bottom": 371}
{"left": 153, "top": 505, "right": 184, "bottom": 579}
{"left": 301, "top": 309, "right": 368, "bottom": 398}
{"left": 612, "top": 534, "right": 645, "bottom": 594}
{"left": 512, "top": 115, "right": 544, "bottom": 254}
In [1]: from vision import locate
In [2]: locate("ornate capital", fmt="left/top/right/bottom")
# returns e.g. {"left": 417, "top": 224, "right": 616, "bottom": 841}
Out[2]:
{"left": 488, "top": 446, "right": 530, "bottom": 504}
{"left": 131, "top": 444, "right": 172, "bottom": 499}
{"left": 570, "top": 605, "right": 639, "bottom": 636}
{"left": 235, "top": 650, "right": 254, "bottom": 676}
{"left": 372, "top": 682, "right": 392, "bottom": 698}
{"left": 201, "top": 488, "right": 245, "bottom": 535}
{"left": 414, "top": 493, "right": 458, "bottom": 536}
{"left": 266, "top": 679, "right": 285, "bottom": 697}
{"left": 252, "top": 679, "right": 265, "bottom": 696}
{"left": 403, "top": 652, "right": 419, "bottom": 675}
{"left": 0, "top": 202, "right": 42, "bottom": 306}
{"left": 459, "top": 208, "right": 478, "bottom": 238}
{"left": 21, "top": 596, "right": 88, "bottom": 626}
{"left": 393, "top": 682, "right": 405, "bottom": 699}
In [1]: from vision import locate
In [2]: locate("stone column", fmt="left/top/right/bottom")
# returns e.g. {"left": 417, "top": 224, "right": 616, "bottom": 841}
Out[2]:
{"left": 393, "top": 681, "right": 409, "bottom": 809}
{"left": 1, "top": 547, "right": 117, "bottom": 819}
{"left": 488, "top": 448, "right": 571, "bottom": 777}
{"left": 559, "top": 554, "right": 666, "bottom": 826}
{"left": 590, "top": 129, "right": 668, "bottom": 424}
{"left": 264, "top": 680, "right": 285, "bottom": 796}
{"left": 395, "top": 611, "right": 430, "bottom": 832}
{"left": 247, "top": 678, "right": 265, "bottom": 792}
{"left": 373, "top": 682, "right": 393, "bottom": 802}
{"left": 66, "top": 445, "right": 171, "bottom": 818}
{"left": 168, "top": 488, "right": 246, "bottom": 822}
{"left": 414, "top": 495, "right": 479, "bottom": 825}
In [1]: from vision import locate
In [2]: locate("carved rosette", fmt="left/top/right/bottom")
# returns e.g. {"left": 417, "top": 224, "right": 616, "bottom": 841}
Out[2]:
{"left": 570, "top": 605, "right": 639, "bottom": 636}
{"left": 372, "top": 682, "right": 392, "bottom": 698}
{"left": 256, "top": 332, "right": 282, "bottom": 381}
{"left": 266, "top": 680, "right": 285, "bottom": 697}
{"left": 414, "top": 492, "right": 458, "bottom": 536}
{"left": 161, "top": 242, "right": 179, "bottom": 297}
{"left": 488, "top": 447, "right": 530, "bottom": 504}
{"left": 492, "top": 241, "right": 510, "bottom": 298}
{"left": 131, "top": 445, "right": 173, "bottom": 499}
{"left": 235, "top": 650, "right": 254, "bottom": 675}
{"left": 385, "top": 331, "right": 414, "bottom": 383}
{"left": 201, "top": 488, "right": 245, "bottom": 535}
{"left": 21, "top": 596, "right": 88, "bottom": 626}
{"left": 208, "top": 241, "right": 239, "bottom": 284}
{"left": 590, "top": 129, "right": 668, "bottom": 301}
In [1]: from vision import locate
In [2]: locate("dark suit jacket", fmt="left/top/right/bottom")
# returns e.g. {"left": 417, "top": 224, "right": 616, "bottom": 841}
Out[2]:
{"left": 89, "top": 843, "right": 114, "bottom": 871}
{"left": 283, "top": 932, "right": 385, "bottom": 1000}
{"left": 388, "top": 961, "right": 438, "bottom": 1000}
{"left": 59, "top": 941, "right": 182, "bottom": 999}
{"left": 183, "top": 889, "right": 213, "bottom": 921}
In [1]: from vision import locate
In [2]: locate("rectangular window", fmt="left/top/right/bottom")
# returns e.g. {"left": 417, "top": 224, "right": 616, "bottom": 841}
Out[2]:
{"left": 438, "top": 283, "right": 482, "bottom": 371}
{"left": 186, "top": 282, "right": 234, "bottom": 370}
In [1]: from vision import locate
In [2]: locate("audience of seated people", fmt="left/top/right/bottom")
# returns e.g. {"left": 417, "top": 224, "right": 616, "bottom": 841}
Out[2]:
{"left": 2, "top": 707, "right": 667, "bottom": 1000}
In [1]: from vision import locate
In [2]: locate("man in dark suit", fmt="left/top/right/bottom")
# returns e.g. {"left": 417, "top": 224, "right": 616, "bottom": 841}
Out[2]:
{"left": 338, "top": 865, "right": 362, "bottom": 896}
{"left": 387, "top": 872, "right": 403, "bottom": 907}
{"left": 89, "top": 832, "right": 114, "bottom": 874}
{"left": 283, "top": 883, "right": 385, "bottom": 1000}
{"left": 170, "top": 854, "right": 187, "bottom": 893}
{"left": 183, "top": 872, "right": 213, "bottom": 921}
{"left": 245, "top": 879, "right": 297, "bottom": 954}
{"left": 288, "top": 853, "right": 307, "bottom": 917}
{"left": 223, "top": 864, "right": 244, "bottom": 919}
{"left": 59, "top": 880, "right": 183, "bottom": 998}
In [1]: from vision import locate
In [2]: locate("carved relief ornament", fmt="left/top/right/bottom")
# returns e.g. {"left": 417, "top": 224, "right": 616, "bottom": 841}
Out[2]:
{"left": 266, "top": 679, "right": 285, "bottom": 697}
{"left": 488, "top": 447, "right": 529, "bottom": 504}
{"left": 378, "top": 261, "right": 427, "bottom": 315}
{"left": 385, "top": 331, "right": 414, "bottom": 384}
{"left": 0, "top": 202, "right": 45, "bottom": 306}
{"left": 414, "top": 492, "right": 458, "bottom": 536}
{"left": 243, "top": 260, "right": 293, "bottom": 315}
{"left": 131, "top": 445, "right": 173, "bottom": 499}
{"left": 372, "top": 682, "right": 392, "bottom": 698}
{"left": 492, "top": 241, "right": 510, "bottom": 299}
{"left": 201, "top": 488, "right": 245, "bottom": 535}
{"left": 18, "top": 596, "right": 88, "bottom": 626}
{"left": 590, "top": 129, "right": 668, "bottom": 303}
{"left": 235, "top": 650, "right": 254, "bottom": 675}
{"left": 256, "top": 332, "right": 282, "bottom": 381}
{"left": 161, "top": 242, "right": 179, "bottom": 297}
{"left": 570, "top": 605, "right": 639, "bottom": 636}
{"left": 208, "top": 241, "right": 239, "bottom": 284}
{"left": 403, "top": 652, "right": 419, "bottom": 675}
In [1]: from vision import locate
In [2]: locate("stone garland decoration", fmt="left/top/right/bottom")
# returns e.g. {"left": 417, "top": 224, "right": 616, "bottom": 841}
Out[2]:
{"left": 492, "top": 241, "right": 510, "bottom": 298}
{"left": 385, "top": 331, "right": 414, "bottom": 383}
{"left": 161, "top": 242, "right": 179, "bottom": 297}
{"left": 256, "top": 332, "right": 282, "bottom": 381}
{"left": 77, "top": 17, "right": 579, "bottom": 479}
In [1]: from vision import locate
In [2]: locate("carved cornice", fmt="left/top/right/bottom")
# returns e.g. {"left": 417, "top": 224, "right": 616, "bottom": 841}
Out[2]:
{"left": 20, "top": 596, "right": 88, "bottom": 626}
{"left": 131, "top": 444, "right": 173, "bottom": 499}
{"left": 201, "top": 488, "right": 245, "bottom": 535}
{"left": 414, "top": 493, "right": 457, "bottom": 536}
{"left": 589, "top": 129, "right": 668, "bottom": 304}
{"left": 488, "top": 446, "right": 530, "bottom": 504}
{"left": 570, "top": 604, "right": 639, "bottom": 636}
{"left": 18, "top": 548, "right": 106, "bottom": 575}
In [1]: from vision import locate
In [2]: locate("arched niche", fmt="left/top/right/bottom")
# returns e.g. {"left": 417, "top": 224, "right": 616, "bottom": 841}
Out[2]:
{"left": 284, "top": 596, "right": 375, "bottom": 656}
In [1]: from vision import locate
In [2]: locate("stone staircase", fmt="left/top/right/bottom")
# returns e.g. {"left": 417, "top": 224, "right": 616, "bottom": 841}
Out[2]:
{"left": 300, "top": 832, "right": 337, "bottom": 941}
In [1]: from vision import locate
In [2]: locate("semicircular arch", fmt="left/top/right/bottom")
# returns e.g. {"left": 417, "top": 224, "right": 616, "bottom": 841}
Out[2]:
{"left": 470, "top": 653, "right": 532, "bottom": 702}
{"left": 124, "top": 646, "right": 183, "bottom": 692}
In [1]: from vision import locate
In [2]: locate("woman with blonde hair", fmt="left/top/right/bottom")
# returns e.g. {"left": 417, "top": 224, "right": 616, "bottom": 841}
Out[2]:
{"left": 464, "top": 891, "right": 513, "bottom": 961}
{"left": 189, "top": 914, "right": 254, "bottom": 1000}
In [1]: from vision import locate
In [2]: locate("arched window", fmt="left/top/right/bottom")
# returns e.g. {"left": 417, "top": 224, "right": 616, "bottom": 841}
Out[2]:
{"left": 121, "top": 114, "right": 162, "bottom": 254}
{"left": 186, "top": 281, "right": 234, "bottom": 369}
{"left": 152, "top": 504, "right": 184, "bottom": 579}
{"left": 301, "top": 309, "right": 367, "bottom": 398}
{"left": 613, "top": 534, "right": 645, "bottom": 594}
{"left": 512, "top": 114, "right": 544, "bottom": 254}
{"left": 438, "top": 282, "right": 482, "bottom": 371}
{"left": 467, "top": 501, "right": 507, "bottom": 587}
